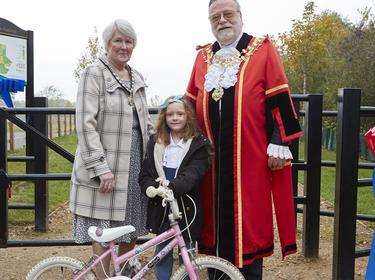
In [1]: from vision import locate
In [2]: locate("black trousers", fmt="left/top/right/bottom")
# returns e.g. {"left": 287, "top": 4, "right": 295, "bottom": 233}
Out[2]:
{"left": 239, "top": 258, "right": 263, "bottom": 280}
{"left": 209, "top": 258, "right": 263, "bottom": 280}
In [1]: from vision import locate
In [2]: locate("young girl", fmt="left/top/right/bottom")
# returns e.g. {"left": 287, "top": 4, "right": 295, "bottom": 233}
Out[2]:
{"left": 139, "top": 95, "right": 211, "bottom": 280}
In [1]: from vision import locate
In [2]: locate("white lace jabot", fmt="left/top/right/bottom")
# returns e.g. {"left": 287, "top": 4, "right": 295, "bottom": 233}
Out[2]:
{"left": 204, "top": 33, "right": 243, "bottom": 93}
{"left": 204, "top": 46, "right": 242, "bottom": 93}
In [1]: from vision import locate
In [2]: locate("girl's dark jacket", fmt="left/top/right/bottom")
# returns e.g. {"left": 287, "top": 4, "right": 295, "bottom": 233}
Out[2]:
{"left": 139, "top": 134, "right": 211, "bottom": 240}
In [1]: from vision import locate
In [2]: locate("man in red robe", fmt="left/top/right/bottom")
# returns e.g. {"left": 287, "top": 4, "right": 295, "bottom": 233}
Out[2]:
{"left": 184, "top": 0, "right": 303, "bottom": 278}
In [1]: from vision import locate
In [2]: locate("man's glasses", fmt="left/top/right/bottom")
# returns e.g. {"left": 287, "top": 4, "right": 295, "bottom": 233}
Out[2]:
{"left": 209, "top": 10, "right": 239, "bottom": 25}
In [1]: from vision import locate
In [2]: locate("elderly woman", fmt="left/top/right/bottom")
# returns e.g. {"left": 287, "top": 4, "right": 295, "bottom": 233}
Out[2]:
{"left": 69, "top": 19, "right": 153, "bottom": 279}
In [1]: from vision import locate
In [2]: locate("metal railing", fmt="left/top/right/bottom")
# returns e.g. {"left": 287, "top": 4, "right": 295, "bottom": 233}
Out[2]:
{"left": 2, "top": 91, "right": 373, "bottom": 280}
{"left": 332, "top": 88, "right": 375, "bottom": 280}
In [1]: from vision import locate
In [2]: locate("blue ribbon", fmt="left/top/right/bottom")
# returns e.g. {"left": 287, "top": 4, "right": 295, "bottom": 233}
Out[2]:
{"left": 365, "top": 169, "right": 375, "bottom": 279}
{"left": 159, "top": 95, "right": 184, "bottom": 110}
{"left": 0, "top": 76, "right": 25, "bottom": 107}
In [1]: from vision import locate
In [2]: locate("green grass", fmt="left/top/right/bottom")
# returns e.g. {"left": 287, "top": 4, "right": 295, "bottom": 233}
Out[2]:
{"left": 298, "top": 145, "right": 375, "bottom": 223}
{"left": 8, "top": 134, "right": 77, "bottom": 224}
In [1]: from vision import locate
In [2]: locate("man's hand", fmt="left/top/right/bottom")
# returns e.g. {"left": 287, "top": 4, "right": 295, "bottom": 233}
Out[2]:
{"left": 98, "top": 172, "right": 115, "bottom": 193}
{"left": 268, "top": 156, "right": 286, "bottom": 170}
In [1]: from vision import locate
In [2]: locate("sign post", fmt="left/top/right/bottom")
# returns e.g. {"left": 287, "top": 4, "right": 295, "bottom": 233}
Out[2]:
{"left": 0, "top": 18, "right": 30, "bottom": 107}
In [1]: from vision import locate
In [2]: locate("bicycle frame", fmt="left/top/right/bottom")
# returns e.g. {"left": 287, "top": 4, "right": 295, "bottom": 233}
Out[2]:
{"left": 73, "top": 222, "right": 197, "bottom": 280}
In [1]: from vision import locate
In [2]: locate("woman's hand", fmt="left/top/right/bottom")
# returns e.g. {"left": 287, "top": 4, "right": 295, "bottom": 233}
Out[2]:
{"left": 99, "top": 172, "right": 115, "bottom": 193}
{"left": 268, "top": 156, "right": 286, "bottom": 170}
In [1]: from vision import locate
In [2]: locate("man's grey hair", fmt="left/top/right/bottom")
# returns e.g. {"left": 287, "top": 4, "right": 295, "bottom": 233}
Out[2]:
{"left": 208, "top": 0, "right": 241, "bottom": 10}
{"left": 102, "top": 19, "right": 137, "bottom": 51}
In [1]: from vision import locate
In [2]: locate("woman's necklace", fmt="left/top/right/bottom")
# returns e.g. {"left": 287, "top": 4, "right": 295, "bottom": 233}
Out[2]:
{"left": 110, "top": 65, "right": 135, "bottom": 107}
{"left": 103, "top": 59, "right": 135, "bottom": 107}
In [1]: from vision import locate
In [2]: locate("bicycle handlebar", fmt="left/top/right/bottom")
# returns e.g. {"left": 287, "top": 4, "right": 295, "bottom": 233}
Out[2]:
{"left": 146, "top": 186, "right": 167, "bottom": 198}
{"left": 146, "top": 186, "right": 181, "bottom": 220}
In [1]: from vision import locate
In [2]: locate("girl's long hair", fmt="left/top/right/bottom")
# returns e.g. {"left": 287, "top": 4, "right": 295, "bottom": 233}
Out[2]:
{"left": 154, "top": 96, "right": 200, "bottom": 145}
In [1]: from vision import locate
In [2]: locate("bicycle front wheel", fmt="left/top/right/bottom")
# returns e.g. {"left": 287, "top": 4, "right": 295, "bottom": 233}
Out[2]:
{"left": 26, "top": 256, "right": 96, "bottom": 280}
{"left": 171, "top": 256, "right": 245, "bottom": 280}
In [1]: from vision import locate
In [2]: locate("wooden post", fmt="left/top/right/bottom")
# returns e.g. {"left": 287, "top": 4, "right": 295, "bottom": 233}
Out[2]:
{"left": 48, "top": 115, "right": 52, "bottom": 139}
{"left": 69, "top": 114, "right": 72, "bottom": 134}
{"left": 64, "top": 114, "right": 67, "bottom": 136}
{"left": 8, "top": 121, "right": 14, "bottom": 151}
{"left": 57, "top": 114, "right": 61, "bottom": 137}
{"left": 73, "top": 114, "right": 76, "bottom": 133}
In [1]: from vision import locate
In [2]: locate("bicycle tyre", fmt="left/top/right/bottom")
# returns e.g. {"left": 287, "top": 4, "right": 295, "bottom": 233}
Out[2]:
{"left": 26, "top": 256, "right": 96, "bottom": 280}
{"left": 171, "top": 255, "right": 245, "bottom": 280}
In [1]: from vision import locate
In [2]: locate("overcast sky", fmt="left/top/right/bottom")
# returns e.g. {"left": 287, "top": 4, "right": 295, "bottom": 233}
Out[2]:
{"left": 1, "top": 0, "right": 374, "bottom": 103}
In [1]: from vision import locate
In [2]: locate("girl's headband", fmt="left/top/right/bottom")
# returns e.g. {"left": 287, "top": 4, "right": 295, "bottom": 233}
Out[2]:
{"left": 159, "top": 95, "right": 184, "bottom": 110}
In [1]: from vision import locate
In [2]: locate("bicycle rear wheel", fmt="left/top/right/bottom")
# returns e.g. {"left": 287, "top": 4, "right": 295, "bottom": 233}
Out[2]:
{"left": 171, "top": 256, "right": 245, "bottom": 280}
{"left": 26, "top": 256, "right": 96, "bottom": 280}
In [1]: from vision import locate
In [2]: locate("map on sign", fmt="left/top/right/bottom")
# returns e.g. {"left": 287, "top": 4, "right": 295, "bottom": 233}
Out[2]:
{"left": 0, "top": 44, "right": 12, "bottom": 74}
{"left": 0, "top": 34, "right": 27, "bottom": 81}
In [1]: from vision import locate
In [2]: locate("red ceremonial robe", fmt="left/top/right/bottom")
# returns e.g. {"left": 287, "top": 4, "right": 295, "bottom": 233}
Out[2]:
{"left": 185, "top": 33, "right": 303, "bottom": 268}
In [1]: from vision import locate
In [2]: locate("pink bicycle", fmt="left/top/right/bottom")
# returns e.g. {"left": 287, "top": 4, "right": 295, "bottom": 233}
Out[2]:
{"left": 26, "top": 186, "right": 244, "bottom": 279}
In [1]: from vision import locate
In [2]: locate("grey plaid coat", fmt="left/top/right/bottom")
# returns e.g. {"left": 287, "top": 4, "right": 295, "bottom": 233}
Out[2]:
{"left": 69, "top": 57, "right": 153, "bottom": 221}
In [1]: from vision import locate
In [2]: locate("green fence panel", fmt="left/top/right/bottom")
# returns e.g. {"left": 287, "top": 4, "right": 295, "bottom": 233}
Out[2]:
{"left": 327, "top": 128, "right": 332, "bottom": 150}
{"left": 328, "top": 128, "right": 336, "bottom": 151}
{"left": 322, "top": 128, "right": 329, "bottom": 149}
{"left": 359, "top": 136, "right": 369, "bottom": 160}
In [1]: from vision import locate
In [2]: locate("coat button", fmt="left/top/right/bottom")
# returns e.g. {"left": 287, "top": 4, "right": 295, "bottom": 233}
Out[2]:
{"left": 106, "top": 77, "right": 112, "bottom": 82}
{"left": 138, "top": 107, "right": 142, "bottom": 113}
{"left": 186, "top": 206, "right": 190, "bottom": 211}
{"left": 99, "top": 156, "right": 105, "bottom": 162}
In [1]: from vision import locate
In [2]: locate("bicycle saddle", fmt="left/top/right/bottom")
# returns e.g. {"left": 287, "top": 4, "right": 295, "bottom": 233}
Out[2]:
{"left": 88, "top": 225, "right": 136, "bottom": 243}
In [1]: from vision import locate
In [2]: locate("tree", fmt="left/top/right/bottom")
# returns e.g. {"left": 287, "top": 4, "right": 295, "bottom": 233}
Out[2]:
{"left": 150, "top": 95, "right": 162, "bottom": 107}
{"left": 36, "top": 85, "right": 67, "bottom": 107}
{"left": 37, "top": 85, "right": 63, "bottom": 99}
{"left": 278, "top": 2, "right": 319, "bottom": 95}
{"left": 278, "top": 1, "right": 375, "bottom": 131}
{"left": 278, "top": 2, "right": 351, "bottom": 110}
{"left": 73, "top": 27, "right": 105, "bottom": 83}
{"left": 340, "top": 8, "right": 375, "bottom": 105}
{"left": 339, "top": 7, "right": 375, "bottom": 131}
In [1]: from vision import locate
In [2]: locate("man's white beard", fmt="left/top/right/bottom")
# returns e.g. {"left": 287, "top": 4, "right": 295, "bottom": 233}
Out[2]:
{"left": 217, "top": 29, "right": 236, "bottom": 46}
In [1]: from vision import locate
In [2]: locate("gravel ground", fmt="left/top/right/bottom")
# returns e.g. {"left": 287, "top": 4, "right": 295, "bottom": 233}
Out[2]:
{"left": 0, "top": 201, "right": 372, "bottom": 280}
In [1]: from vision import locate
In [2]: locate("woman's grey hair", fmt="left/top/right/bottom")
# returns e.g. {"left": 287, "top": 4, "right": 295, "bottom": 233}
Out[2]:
{"left": 102, "top": 19, "right": 137, "bottom": 51}
{"left": 208, "top": 0, "right": 241, "bottom": 10}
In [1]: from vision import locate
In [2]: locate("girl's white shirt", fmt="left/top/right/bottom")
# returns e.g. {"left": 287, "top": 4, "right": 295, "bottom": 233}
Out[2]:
{"left": 163, "top": 134, "right": 186, "bottom": 168}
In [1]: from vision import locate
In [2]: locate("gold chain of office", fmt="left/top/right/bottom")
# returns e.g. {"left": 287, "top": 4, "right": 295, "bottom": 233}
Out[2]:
{"left": 202, "top": 37, "right": 264, "bottom": 101}
{"left": 202, "top": 37, "right": 265, "bottom": 66}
